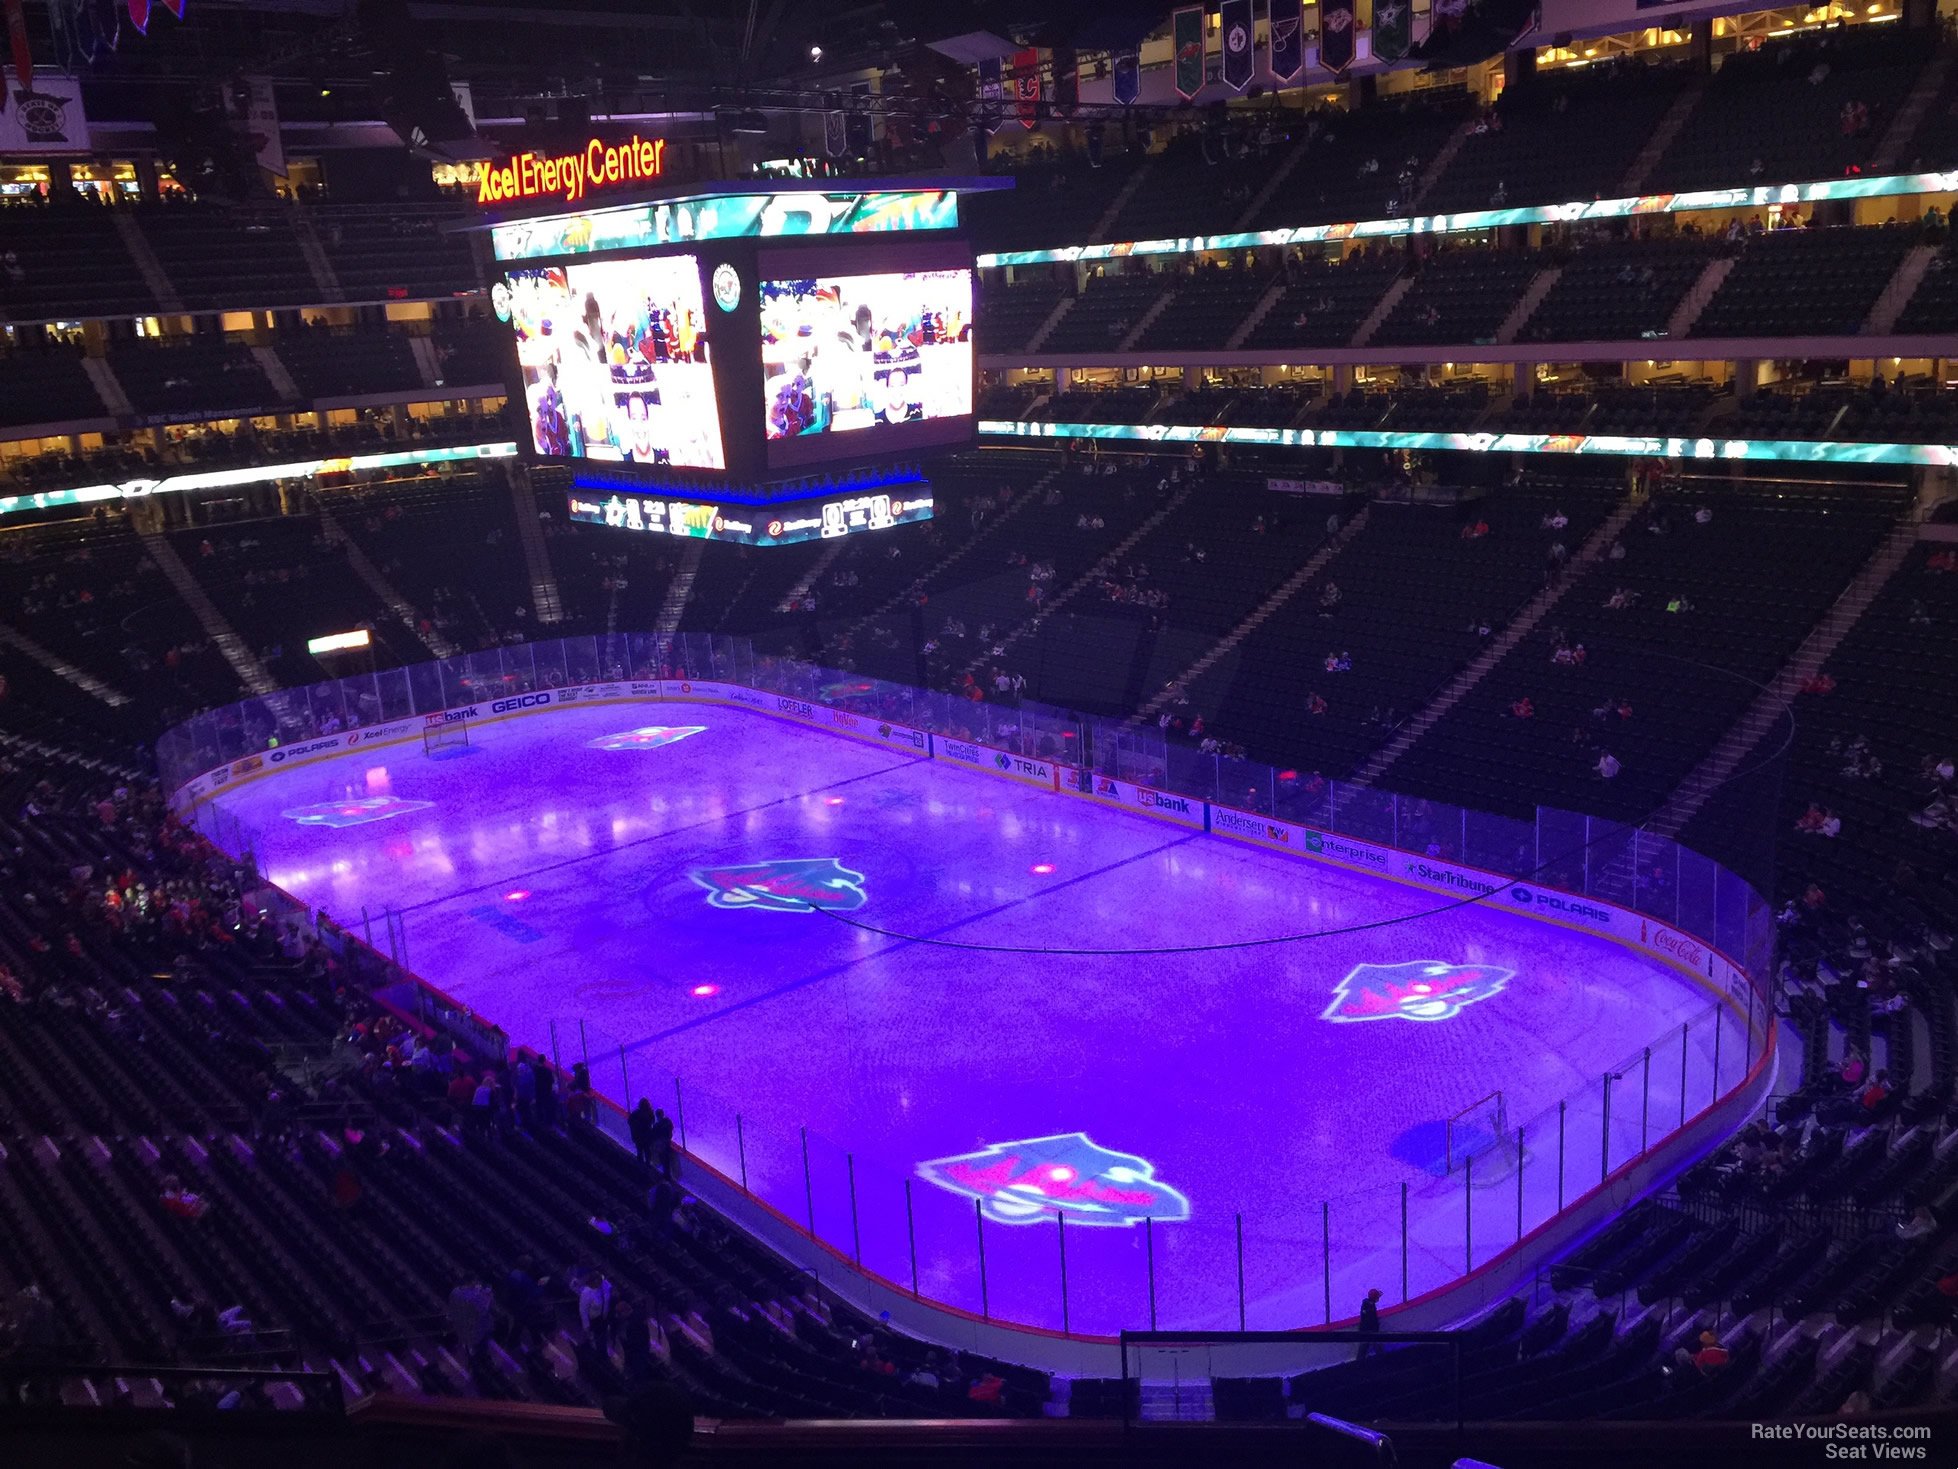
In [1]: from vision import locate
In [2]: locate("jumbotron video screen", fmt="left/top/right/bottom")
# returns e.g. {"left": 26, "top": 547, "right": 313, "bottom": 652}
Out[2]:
{"left": 501, "top": 253, "right": 726, "bottom": 471}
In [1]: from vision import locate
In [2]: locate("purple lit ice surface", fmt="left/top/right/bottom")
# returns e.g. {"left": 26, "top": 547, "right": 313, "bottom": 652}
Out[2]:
{"left": 205, "top": 702, "right": 1735, "bottom": 1338}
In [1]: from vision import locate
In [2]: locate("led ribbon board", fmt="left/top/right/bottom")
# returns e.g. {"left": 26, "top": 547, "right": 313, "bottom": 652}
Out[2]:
{"left": 0, "top": 442, "right": 518, "bottom": 522}
{"left": 565, "top": 486, "right": 933, "bottom": 547}
{"left": 491, "top": 190, "right": 960, "bottom": 263}
{"left": 976, "top": 169, "right": 1958, "bottom": 267}
{"left": 980, "top": 420, "right": 1958, "bottom": 467}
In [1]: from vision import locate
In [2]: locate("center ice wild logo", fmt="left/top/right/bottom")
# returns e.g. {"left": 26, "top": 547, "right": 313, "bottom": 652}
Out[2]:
{"left": 919, "top": 1133, "right": 1190, "bottom": 1227}
{"left": 688, "top": 858, "right": 868, "bottom": 914}
{"left": 1321, "top": 960, "right": 1513, "bottom": 1024}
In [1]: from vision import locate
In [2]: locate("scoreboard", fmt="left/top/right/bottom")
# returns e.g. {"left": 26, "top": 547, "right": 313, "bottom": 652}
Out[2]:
{"left": 461, "top": 146, "right": 999, "bottom": 546}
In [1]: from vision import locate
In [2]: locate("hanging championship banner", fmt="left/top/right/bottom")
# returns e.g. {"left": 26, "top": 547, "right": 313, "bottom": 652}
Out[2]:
{"left": 1112, "top": 48, "right": 1140, "bottom": 105}
{"left": 978, "top": 55, "right": 1003, "bottom": 134}
{"left": 1051, "top": 45, "right": 1077, "bottom": 117}
{"left": 1268, "top": 0, "right": 1305, "bottom": 81}
{"left": 1013, "top": 46, "right": 1040, "bottom": 128}
{"left": 1320, "top": 0, "right": 1357, "bottom": 76}
{"left": 1172, "top": 5, "right": 1205, "bottom": 100}
{"left": 1373, "top": 0, "right": 1413, "bottom": 62}
{"left": 1220, "top": 0, "right": 1254, "bottom": 91}
{"left": 4, "top": 0, "right": 31, "bottom": 89}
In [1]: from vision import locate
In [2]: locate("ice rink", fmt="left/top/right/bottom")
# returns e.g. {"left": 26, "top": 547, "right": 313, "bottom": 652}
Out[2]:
{"left": 202, "top": 699, "right": 1745, "bottom": 1338}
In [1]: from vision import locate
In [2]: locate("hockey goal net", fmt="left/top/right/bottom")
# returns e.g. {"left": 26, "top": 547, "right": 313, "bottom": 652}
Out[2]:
{"left": 423, "top": 717, "right": 470, "bottom": 756}
{"left": 1444, "top": 1090, "right": 1517, "bottom": 1181}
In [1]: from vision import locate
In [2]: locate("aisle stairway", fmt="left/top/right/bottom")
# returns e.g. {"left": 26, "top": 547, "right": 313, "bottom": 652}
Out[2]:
{"left": 506, "top": 464, "right": 565, "bottom": 625}
{"left": 1352, "top": 493, "right": 1640, "bottom": 788}
{"left": 137, "top": 532, "right": 279, "bottom": 696}
{"left": 1135, "top": 507, "right": 1372, "bottom": 723}
{"left": 1643, "top": 511, "right": 1923, "bottom": 840}
{"left": 312, "top": 496, "right": 459, "bottom": 659}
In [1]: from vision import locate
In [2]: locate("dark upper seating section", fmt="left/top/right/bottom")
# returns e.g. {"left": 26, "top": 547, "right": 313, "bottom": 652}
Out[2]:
{"left": 1692, "top": 226, "right": 1915, "bottom": 338}
{"left": 338, "top": 469, "right": 533, "bottom": 651}
{"left": 109, "top": 337, "right": 280, "bottom": 417}
{"left": 0, "top": 342, "right": 104, "bottom": 428}
{"left": 0, "top": 518, "right": 242, "bottom": 722}
{"left": 1370, "top": 244, "right": 1545, "bottom": 347}
{"left": 1518, "top": 234, "right": 1717, "bottom": 343}
{"left": 1242, "top": 250, "right": 1404, "bottom": 351}
{"left": 1726, "top": 376, "right": 1958, "bottom": 443}
{"left": 1100, "top": 121, "right": 1299, "bottom": 242}
{"left": 0, "top": 202, "right": 156, "bottom": 321}
{"left": 136, "top": 204, "right": 318, "bottom": 310}
{"left": 1895, "top": 236, "right": 1958, "bottom": 334}
{"left": 975, "top": 274, "right": 1064, "bottom": 353}
{"left": 1039, "top": 271, "right": 1169, "bottom": 354}
{"left": 1421, "top": 62, "right": 1692, "bottom": 215}
{"left": 964, "top": 149, "right": 1142, "bottom": 254}
{"left": 1499, "top": 380, "right": 1720, "bottom": 438}
{"left": 1396, "top": 477, "right": 1909, "bottom": 822}
{"left": 1252, "top": 99, "right": 1472, "bottom": 229}
{"left": 1647, "top": 29, "right": 1927, "bottom": 192}
{"left": 1185, "top": 471, "right": 1619, "bottom": 777}
{"left": 313, "top": 204, "right": 481, "bottom": 300}
{"left": 277, "top": 326, "right": 426, "bottom": 398}
{"left": 1133, "top": 262, "right": 1275, "bottom": 352}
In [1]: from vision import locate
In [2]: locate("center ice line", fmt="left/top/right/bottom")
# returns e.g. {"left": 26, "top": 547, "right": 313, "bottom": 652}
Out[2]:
{"left": 619, "top": 831, "right": 1203, "bottom": 1055}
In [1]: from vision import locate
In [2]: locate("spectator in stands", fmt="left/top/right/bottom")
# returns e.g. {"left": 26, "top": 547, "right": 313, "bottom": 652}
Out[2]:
{"left": 1839, "top": 1049, "right": 1868, "bottom": 1088}
{"left": 1595, "top": 750, "right": 1621, "bottom": 781}
{"left": 1508, "top": 695, "right": 1534, "bottom": 720}
{"left": 1897, "top": 1205, "right": 1940, "bottom": 1242}
{"left": 649, "top": 1107, "right": 675, "bottom": 1175}
{"left": 630, "top": 1098, "right": 660, "bottom": 1166}
{"left": 577, "top": 1266, "right": 614, "bottom": 1352}
{"left": 448, "top": 1277, "right": 495, "bottom": 1360}
{"left": 159, "top": 1174, "right": 209, "bottom": 1221}
{"left": 511, "top": 1054, "right": 536, "bottom": 1130}
{"left": 1673, "top": 1330, "right": 1730, "bottom": 1378}
{"left": 618, "top": 1295, "right": 660, "bottom": 1386}
{"left": 1355, "top": 1287, "right": 1383, "bottom": 1359}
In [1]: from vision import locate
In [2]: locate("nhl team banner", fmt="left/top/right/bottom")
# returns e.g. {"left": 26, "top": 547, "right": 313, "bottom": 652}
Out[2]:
{"left": 1373, "top": 0, "right": 1414, "bottom": 63}
{"left": 1112, "top": 48, "right": 1140, "bottom": 105}
{"left": 1220, "top": 0, "right": 1255, "bottom": 91}
{"left": 1172, "top": 5, "right": 1205, "bottom": 99}
{"left": 1052, "top": 45, "right": 1078, "bottom": 117}
{"left": 1320, "top": 0, "right": 1358, "bottom": 76}
{"left": 1013, "top": 46, "right": 1040, "bottom": 128}
{"left": 1268, "top": 0, "right": 1306, "bottom": 80}
{"left": 977, "top": 56, "right": 1003, "bottom": 134}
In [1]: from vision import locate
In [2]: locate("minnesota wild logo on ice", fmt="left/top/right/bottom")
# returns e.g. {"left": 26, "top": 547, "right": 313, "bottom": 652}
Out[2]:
{"left": 917, "top": 1133, "right": 1190, "bottom": 1227}
{"left": 1321, "top": 960, "right": 1513, "bottom": 1024}
{"left": 688, "top": 858, "right": 868, "bottom": 913}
